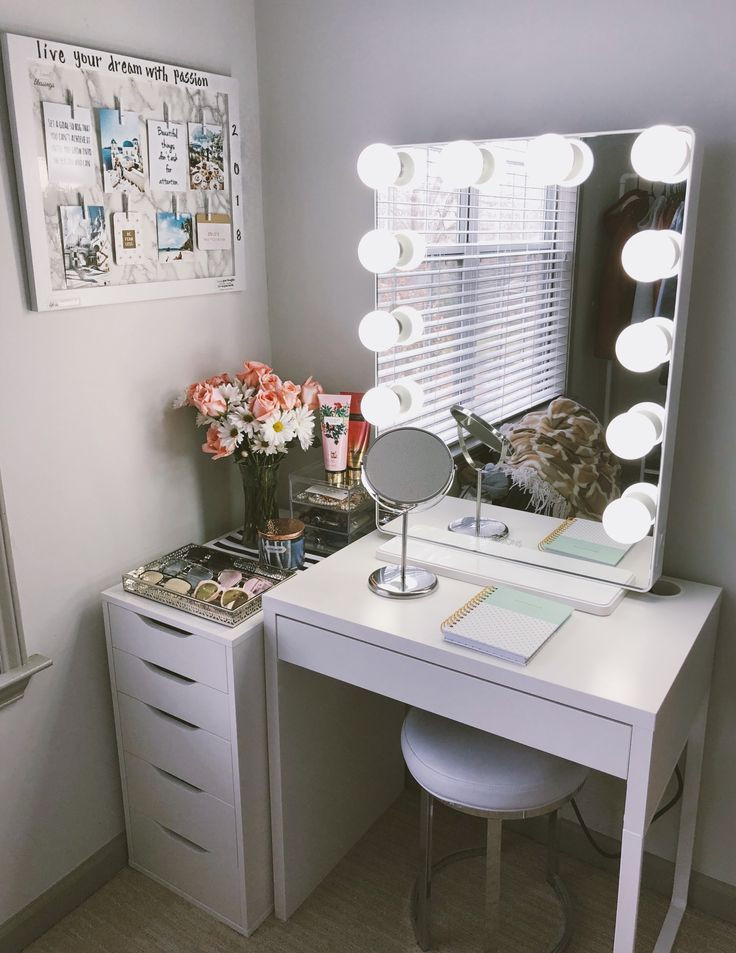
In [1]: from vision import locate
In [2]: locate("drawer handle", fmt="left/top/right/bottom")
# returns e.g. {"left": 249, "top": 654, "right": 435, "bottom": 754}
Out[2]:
{"left": 139, "top": 615, "right": 193, "bottom": 638}
{"left": 142, "top": 659, "right": 195, "bottom": 685}
{"left": 155, "top": 822, "right": 209, "bottom": 854}
{"left": 145, "top": 702, "right": 199, "bottom": 731}
{"left": 152, "top": 765, "right": 204, "bottom": 794}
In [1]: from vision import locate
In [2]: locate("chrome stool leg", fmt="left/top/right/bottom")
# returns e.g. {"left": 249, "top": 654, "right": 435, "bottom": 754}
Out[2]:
{"left": 483, "top": 818, "right": 502, "bottom": 953}
{"left": 545, "top": 811, "right": 574, "bottom": 953}
{"left": 414, "top": 789, "right": 434, "bottom": 951}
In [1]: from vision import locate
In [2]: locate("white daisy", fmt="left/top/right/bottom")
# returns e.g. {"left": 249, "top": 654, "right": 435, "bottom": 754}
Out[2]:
{"left": 229, "top": 403, "right": 260, "bottom": 437}
{"left": 195, "top": 412, "right": 212, "bottom": 428}
{"left": 216, "top": 418, "right": 245, "bottom": 455}
{"left": 291, "top": 404, "right": 316, "bottom": 450}
{"left": 261, "top": 411, "right": 296, "bottom": 449}
{"left": 219, "top": 382, "right": 245, "bottom": 407}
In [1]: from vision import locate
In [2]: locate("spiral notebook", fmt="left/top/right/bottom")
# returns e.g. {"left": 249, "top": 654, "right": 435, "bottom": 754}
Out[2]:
{"left": 441, "top": 586, "right": 572, "bottom": 665}
{"left": 539, "top": 517, "right": 633, "bottom": 566}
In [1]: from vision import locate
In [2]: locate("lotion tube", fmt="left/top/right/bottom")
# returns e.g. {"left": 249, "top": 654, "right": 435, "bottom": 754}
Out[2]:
{"left": 318, "top": 394, "right": 350, "bottom": 483}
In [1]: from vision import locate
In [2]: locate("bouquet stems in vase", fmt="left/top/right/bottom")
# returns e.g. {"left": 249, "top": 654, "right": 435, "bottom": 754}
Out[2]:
{"left": 178, "top": 362, "right": 324, "bottom": 546}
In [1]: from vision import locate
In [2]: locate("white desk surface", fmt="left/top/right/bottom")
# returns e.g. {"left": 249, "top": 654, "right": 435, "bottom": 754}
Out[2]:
{"left": 264, "top": 531, "right": 721, "bottom": 729}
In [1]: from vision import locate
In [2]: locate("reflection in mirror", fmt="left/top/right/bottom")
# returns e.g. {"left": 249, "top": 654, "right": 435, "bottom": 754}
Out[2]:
{"left": 361, "top": 427, "right": 455, "bottom": 598}
{"left": 357, "top": 128, "right": 699, "bottom": 591}
{"left": 447, "top": 404, "right": 511, "bottom": 540}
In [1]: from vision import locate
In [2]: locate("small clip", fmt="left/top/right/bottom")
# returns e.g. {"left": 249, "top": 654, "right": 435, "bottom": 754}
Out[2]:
{"left": 116, "top": 95, "right": 123, "bottom": 124}
{"left": 123, "top": 193, "right": 129, "bottom": 221}
{"left": 172, "top": 195, "right": 178, "bottom": 217}
{"left": 163, "top": 102, "right": 169, "bottom": 127}
{"left": 78, "top": 192, "right": 86, "bottom": 218}
{"left": 200, "top": 106, "right": 205, "bottom": 133}
{"left": 205, "top": 194, "right": 211, "bottom": 221}
{"left": 67, "top": 90, "right": 75, "bottom": 120}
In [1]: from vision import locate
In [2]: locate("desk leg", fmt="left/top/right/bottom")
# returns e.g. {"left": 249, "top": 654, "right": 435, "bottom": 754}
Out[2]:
{"left": 265, "top": 619, "right": 406, "bottom": 921}
{"left": 652, "top": 692, "right": 709, "bottom": 953}
{"left": 613, "top": 729, "right": 652, "bottom": 953}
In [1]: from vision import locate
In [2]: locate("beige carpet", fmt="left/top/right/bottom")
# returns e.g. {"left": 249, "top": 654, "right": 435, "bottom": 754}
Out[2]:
{"left": 25, "top": 791, "right": 736, "bottom": 953}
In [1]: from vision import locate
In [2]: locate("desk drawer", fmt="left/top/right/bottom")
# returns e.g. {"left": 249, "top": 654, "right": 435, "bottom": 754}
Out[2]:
{"left": 125, "top": 752, "right": 237, "bottom": 864}
{"left": 109, "top": 602, "right": 228, "bottom": 692}
{"left": 113, "top": 648, "right": 231, "bottom": 740}
{"left": 129, "top": 810, "right": 241, "bottom": 926}
{"left": 118, "top": 692, "right": 234, "bottom": 804}
{"left": 276, "top": 615, "right": 631, "bottom": 779}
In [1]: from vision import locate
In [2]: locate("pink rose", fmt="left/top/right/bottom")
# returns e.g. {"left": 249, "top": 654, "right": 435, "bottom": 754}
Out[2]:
{"left": 252, "top": 389, "right": 280, "bottom": 420}
{"left": 300, "top": 375, "right": 324, "bottom": 411}
{"left": 205, "top": 373, "right": 231, "bottom": 387}
{"left": 237, "top": 361, "right": 272, "bottom": 389}
{"left": 278, "top": 380, "right": 300, "bottom": 411}
{"left": 259, "top": 372, "right": 283, "bottom": 394}
{"left": 188, "top": 382, "right": 227, "bottom": 418}
{"left": 202, "top": 424, "right": 232, "bottom": 460}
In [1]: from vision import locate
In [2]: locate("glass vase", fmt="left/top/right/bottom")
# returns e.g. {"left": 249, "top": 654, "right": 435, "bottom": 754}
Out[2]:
{"left": 237, "top": 456, "right": 281, "bottom": 548}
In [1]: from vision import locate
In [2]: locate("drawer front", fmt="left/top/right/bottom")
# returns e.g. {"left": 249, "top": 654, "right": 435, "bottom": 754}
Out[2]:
{"left": 125, "top": 753, "right": 237, "bottom": 864}
{"left": 118, "top": 692, "right": 234, "bottom": 804}
{"left": 108, "top": 602, "right": 228, "bottom": 692}
{"left": 275, "top": 615, "right": 632, "bottom": 779}
{"left": 129, "top": 810, "right": 241, "bottom": 926}
{"left": 113, "top": 648, "right": 231, "bottom": 740}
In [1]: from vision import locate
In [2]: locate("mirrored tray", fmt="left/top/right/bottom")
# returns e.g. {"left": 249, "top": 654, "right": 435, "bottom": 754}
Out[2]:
{"left": 122, "top": 543, "right": 294, "bottom": 627}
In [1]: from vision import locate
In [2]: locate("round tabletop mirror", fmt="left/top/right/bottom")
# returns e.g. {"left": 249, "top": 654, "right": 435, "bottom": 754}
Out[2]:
{"left": 448, "top": 404, "right": 512, "bottom": 540}
{"left": 362, "top": 427, "right": 454, "bottom": 598}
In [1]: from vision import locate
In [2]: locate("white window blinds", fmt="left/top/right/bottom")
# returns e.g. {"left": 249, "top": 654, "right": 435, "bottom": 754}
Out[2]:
{"left": 375, "top": 141, "right": 579, "bottom": 445}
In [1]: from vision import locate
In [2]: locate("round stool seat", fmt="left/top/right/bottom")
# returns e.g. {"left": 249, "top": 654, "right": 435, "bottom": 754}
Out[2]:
{"left": 402, "top": 708, "right": 588, "bottom": 815}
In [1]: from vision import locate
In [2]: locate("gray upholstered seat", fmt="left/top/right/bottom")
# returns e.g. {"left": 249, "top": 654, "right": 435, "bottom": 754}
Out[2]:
{"left": 401, "top": 707, "right": 589, "bottom": 953}
{"left": 401, "top": 707, "right": 589, "bottom": 815}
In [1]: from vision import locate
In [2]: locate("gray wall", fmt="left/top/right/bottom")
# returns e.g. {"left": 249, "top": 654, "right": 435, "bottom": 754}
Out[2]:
{"left": 0, "top": 0, "right": 270, "bottom": 922}
{"left": 255, "top": 0, "right": 736, "bottom": 886}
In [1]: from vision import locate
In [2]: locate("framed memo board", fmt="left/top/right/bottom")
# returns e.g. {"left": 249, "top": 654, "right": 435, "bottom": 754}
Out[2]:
{"left": 1, "top": 31, "right": 246, "bottom": 311}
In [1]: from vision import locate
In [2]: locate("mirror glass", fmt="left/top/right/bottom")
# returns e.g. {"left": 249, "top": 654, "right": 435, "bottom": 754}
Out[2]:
{"left": 364, "top": 128, "right": 699, "bottom": 590}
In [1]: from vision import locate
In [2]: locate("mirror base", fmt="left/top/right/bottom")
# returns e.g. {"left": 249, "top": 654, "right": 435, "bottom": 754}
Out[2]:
{"left": 448, "top": 516, "right": 509, "bottom": 539}
{"left": 368, "top": 565, "right": 438, "bottom": 599}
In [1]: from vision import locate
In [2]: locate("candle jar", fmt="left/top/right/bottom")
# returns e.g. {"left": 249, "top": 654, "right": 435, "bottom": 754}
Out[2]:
{"left": 258, "top": 518, "right": 305, "bottom": 572}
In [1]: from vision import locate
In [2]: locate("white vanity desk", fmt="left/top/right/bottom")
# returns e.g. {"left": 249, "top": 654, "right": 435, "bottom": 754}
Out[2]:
{"left": 263, "top": 530, "right": 721, "bottom": 953}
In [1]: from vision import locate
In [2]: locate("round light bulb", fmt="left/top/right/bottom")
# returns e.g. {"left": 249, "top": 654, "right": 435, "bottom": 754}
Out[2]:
{"left": 392, "top": 306, "right": 424, "bottom": 345}
{"left": 631, "top": 125, "right": 692, "bottom": 184}
{"left": 393, "top": 378, "right": 425, "bottom": 421}
{"left": 437, "top": 140, "right": 485, "bottom": 188}
{"left": 560, "top": 139, "right": 594, "bottom": 187}
{"left": 358, "top": 310, "right": 401, "bottom": 352}
{"left": 602, "top": 493, "right": 656, "bottom": 545}
{"left": 357, "top": 143, "right": 402, "bottom": 190}
{"left": 621, "top": 229, "right": 682, "bottom": 282}
{"left": 358, "top": 229, "right": 402, "bottom": 273}
{"left": 361, "top": 385, "right": 402, "bottom": 428}
{"left": 393, "top": 230, "right": 426, "bottom": 271}
{"left": 615, "top": 318, "right": 674, "bottom": 372}
{"left": 526, "top": 134, "right": 576, "bottom": 186}
{"left": 606, "top": 403, "right": 664, "bottom": 459}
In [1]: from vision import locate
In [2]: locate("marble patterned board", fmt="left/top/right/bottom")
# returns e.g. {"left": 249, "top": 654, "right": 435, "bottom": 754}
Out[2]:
{"left": 2, "top": 32, "right": 245, "bottom": 311}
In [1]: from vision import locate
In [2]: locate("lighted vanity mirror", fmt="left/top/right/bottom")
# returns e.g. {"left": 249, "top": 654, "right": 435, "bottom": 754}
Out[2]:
{"left": 358, "top": 127, "right": 700, "bottom": 591}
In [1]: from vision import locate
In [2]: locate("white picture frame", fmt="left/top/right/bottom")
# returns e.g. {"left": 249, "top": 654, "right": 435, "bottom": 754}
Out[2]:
{"left": 2, "top": 31, "right": 246, "bottom": 311}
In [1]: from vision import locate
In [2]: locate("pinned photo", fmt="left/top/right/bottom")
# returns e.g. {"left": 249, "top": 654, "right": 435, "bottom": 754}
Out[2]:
{"left": 157, "top": 211, "right": 194, "bottom": 263}
{"left": 99, "top": 108, "right": 145, "bottom": 193}
{"left": 188, "top": 122, "right": 225, "bottom": 190}
{"left": 113, "top": 211, "right": 145, "bottom": 265}
{"left": 196, "top": 212, "right": 232, "bottom": 251}
{"left": 59, "top": 205, "right": 111, "bottom": 287}
{"left": 147, "top": 119, "right": 188, "bottom": 191}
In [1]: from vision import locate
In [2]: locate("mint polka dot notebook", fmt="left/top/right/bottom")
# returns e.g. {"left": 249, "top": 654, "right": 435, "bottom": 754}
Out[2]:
{"left": 441, "top": 586, "right": 572, "bottom": 665}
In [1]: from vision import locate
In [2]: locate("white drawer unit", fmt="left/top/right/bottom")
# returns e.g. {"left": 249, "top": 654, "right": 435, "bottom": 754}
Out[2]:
{"left": 103, "top": 586, "right": 274, "bottom": 936}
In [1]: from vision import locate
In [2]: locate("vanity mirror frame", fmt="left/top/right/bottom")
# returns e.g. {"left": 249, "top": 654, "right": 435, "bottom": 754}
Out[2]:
{"left": 360, "top": 127, "right": 702, "bottom": 593}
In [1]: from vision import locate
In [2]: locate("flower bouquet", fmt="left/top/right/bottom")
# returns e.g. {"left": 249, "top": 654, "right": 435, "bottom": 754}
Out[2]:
{"left": 179, "top": 361, "right": 323, "bottom": 546}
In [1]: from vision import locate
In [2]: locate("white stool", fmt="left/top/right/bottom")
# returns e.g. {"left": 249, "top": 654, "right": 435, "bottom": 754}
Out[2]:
{"left": 401, "top": 707, "right": 589, "bottom": 953}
